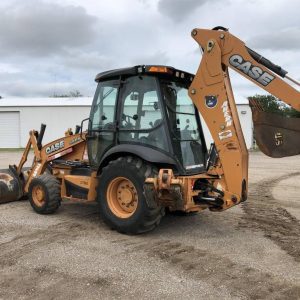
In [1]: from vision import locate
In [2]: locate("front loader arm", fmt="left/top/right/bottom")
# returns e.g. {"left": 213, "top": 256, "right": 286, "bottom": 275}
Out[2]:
{"left": 188, "top": 27, "right": 300, "bottom": 207}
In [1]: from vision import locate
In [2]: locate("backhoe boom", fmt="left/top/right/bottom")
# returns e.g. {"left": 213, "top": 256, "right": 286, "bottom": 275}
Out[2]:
{"left": 188, "top": 27, "right": 300, "bottom": 207}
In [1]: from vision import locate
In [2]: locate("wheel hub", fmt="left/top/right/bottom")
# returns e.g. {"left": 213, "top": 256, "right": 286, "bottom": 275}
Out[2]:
{"left": 32, "top": 185, "right": 46, "bottom": 207}
{"left": 107, "top": 177, "right": 138, "bottom": 218}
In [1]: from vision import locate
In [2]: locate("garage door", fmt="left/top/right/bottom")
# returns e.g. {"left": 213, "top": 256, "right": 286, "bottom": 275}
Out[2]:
{"left": 0, "top": 112, "right": 20, "bottom": 148}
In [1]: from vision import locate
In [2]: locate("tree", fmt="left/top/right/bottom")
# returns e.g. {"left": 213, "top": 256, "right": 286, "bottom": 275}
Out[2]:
{"left": 286, "top": 106, "right": 300, "bottom": 118}
{"left": 50, "top": 90, "right": 83, "bottom": 98}
{"left": 69, "top": 90, "right": 83, "bottom": 97}
{"left": 248, "top": 94, "right": 286, "bottom": 115}
{"left": 248, "top": 94, "right": 300, "bottom": 118}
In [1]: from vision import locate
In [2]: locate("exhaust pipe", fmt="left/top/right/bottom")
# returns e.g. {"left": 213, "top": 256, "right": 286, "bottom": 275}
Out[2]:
{"left": 0, "top": 165, "right": 24, "bottom": 204}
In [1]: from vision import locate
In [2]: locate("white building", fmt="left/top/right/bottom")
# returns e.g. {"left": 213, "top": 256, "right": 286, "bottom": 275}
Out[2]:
{"left": 0, "top": 97, "right": 91, "bottom": 148}
{"left": 0, "top": 97, "right": 253, "bottom": 149}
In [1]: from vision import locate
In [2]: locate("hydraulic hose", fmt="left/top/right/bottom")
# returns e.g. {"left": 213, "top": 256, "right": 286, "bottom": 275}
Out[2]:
{"left": 246, "top": 47, "right": 288, "bottom": 78}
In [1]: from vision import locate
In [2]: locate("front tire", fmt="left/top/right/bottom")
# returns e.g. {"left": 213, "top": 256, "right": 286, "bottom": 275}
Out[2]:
{"left": 29, "top": 174, "right": 61, "bottom": 214}
{"left": 97, "top": 156, "right": 164, "bottom": 234}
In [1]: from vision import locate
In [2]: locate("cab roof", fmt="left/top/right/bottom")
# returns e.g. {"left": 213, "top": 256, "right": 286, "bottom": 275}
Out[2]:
{"left": 95, "top": 65, "right": 194, "bottom": 82}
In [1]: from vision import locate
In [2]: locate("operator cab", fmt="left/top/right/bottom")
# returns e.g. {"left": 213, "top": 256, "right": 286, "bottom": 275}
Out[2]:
{"left": 87, "top": 65, "right": 207, "bottom": 175}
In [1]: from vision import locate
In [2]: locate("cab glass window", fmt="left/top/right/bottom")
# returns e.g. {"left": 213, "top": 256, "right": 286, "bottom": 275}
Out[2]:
{"left": 119, "top": 76, "right": 168, "bottom": 151}
{"left": 90, "top": 81, "right": 118, "bottom": 130}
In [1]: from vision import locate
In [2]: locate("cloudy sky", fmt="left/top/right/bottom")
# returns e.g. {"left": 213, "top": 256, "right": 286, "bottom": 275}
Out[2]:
{"left": 0, "top": 0, "right": 299, "bottom": 101}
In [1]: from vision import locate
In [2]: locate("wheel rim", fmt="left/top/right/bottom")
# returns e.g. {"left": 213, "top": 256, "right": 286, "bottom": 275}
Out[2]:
{"left": 107, "top": 177, "right": 138, "bottom": 218}
{"left": 32, "top": 185, "right": 46, "bottom": 207}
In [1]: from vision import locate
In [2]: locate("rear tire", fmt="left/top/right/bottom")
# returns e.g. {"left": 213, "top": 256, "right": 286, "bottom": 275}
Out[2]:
{"left": 29, "top": 174, "right": 61, "bottom": 214}
{"left": 97, "top": 156, "right": 165, "bottom": 234}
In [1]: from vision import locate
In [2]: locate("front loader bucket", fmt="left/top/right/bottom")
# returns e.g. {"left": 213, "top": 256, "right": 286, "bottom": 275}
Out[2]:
{"left": 250, "top": 100, "right": 300, "bottom": 158}
{"left": 0, "top": 166, "right": 24, "bottom": 204}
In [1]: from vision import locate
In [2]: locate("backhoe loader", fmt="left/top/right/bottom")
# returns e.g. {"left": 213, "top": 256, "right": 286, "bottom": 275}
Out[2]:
{"left": 0, "top": 26, "right": 299, "bottom": 234}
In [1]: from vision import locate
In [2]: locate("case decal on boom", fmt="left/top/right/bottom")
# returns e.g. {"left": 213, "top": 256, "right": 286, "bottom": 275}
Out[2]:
{"left": 218, "top": 101, "right": 233, "bottom": 141}
{"left": 221, "top": 101, "right": 232, "bottom": 127}
{"left": 229, "top": 54, "right": 274, "bottom": 86}
{"left": 219, "top": 130, "right": 233, "bottom": 140}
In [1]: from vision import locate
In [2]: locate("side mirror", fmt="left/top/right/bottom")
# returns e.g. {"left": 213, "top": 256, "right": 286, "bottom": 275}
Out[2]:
{"left": 80, "top": 117, "right": 91, "bottom": 141}
{"left": 75, "top": 125, "right": 81, "bottom": 134}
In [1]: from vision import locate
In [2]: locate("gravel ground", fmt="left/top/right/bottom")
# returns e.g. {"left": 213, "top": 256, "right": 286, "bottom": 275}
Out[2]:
{"left": 0, "top": 151, "right": 299, "bottom": 299}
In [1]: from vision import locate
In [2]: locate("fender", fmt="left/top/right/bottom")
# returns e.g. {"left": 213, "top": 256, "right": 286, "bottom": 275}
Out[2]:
{"left": 99, "top": 144, "right": 177, "bottom": 170}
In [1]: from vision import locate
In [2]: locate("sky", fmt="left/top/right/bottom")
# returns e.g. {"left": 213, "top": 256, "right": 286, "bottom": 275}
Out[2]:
{"left": 0, "top": 0, "right": 299, "bottom": 101}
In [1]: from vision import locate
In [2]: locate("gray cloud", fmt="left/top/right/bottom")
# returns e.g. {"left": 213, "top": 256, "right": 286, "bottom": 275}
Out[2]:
{"left": 0, "top": 77, "right": 92, "bottom": 97}
{"left": 157, "top": 0, "right": 209, "bottom": 21}
{"left": 0, "top": 0, "right": 299, "bottom": 100}
{"left": 0, "top": 1, "right": 97, "bottom": 57}
{"left": 130, "top": 51, "right": 169, "bottom": 66}
{"left": 63, "top": 51, "right": 114, "bottom": 71}
{"left": 247, "top": 27, "right": 300, "bottom": 50}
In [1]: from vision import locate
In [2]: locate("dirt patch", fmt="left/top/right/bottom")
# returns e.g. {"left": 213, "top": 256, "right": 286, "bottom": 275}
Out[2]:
{"left": 0, "top": 152, "right": 299, "bottom": 299}
{"left": 0, "top": 266, "right": 116, "bottom": 300}
{"left": 114, "top": 238, "right": 300, "bottom": 300}
{"left": 241, "top": 172, "right": 300, "bottom": 262}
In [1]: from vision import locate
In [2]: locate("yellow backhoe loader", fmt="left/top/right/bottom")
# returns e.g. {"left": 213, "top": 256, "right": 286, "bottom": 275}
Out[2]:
{"left": 0, "top": 26, "right": 299, "bottom": 234}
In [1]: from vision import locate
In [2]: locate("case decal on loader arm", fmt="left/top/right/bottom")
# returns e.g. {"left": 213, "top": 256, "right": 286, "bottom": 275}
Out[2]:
{"left": 45, "top": 140, "right": 65, "bottom": 155}
{"left": 0, "top": 125, "right": 87, "bottom": 204}
{"left": 32, "top": 163, "right": 42, "bottom": 178}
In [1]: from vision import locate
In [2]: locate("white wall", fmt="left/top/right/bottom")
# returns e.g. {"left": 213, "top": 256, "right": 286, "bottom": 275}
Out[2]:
{"left": 0, "top": 106, "right": 90, "bottom": 147}
{"left": 0, "top": 104, "right": 253, "bottom": 149}
{"left": 237, "top": 105, "right": 253, "bottom": 149}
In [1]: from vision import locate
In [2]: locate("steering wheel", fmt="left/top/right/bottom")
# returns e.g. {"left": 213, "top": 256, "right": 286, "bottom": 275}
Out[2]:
{"left": 103, "top": 122, "right": 115, "bottom": 130}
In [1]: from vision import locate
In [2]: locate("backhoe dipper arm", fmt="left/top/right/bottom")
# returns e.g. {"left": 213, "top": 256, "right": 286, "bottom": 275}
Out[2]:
{"left": 188, "top": 27, "right": 300, "bottom": 208}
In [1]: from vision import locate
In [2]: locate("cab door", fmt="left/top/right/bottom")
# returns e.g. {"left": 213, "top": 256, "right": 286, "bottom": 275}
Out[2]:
{"left": 87, "top": 79, "right": 119, "bottom": 167}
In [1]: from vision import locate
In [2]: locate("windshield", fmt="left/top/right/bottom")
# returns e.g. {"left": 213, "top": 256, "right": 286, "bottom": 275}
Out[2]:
{"left": 161, "top": 80, "right": 206, "bottom": 171}
{"left": 90, "top": 81, "right": 118, "bottom": 130}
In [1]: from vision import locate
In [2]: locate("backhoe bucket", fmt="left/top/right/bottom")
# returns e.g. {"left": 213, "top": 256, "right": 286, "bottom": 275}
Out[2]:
{"left": 250, "top": 100, "right": 300, "bottom": 158}
{"left": 0, "top": 166, "right": 24, "bottom": 204}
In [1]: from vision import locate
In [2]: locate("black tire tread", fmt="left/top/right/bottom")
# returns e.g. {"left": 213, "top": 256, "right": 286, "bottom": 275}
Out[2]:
{"left": 29, "top": 173, "right": 61, "bottom": 214}
{"left": 98, "top": 156, "right": 164, "bottom": 234}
